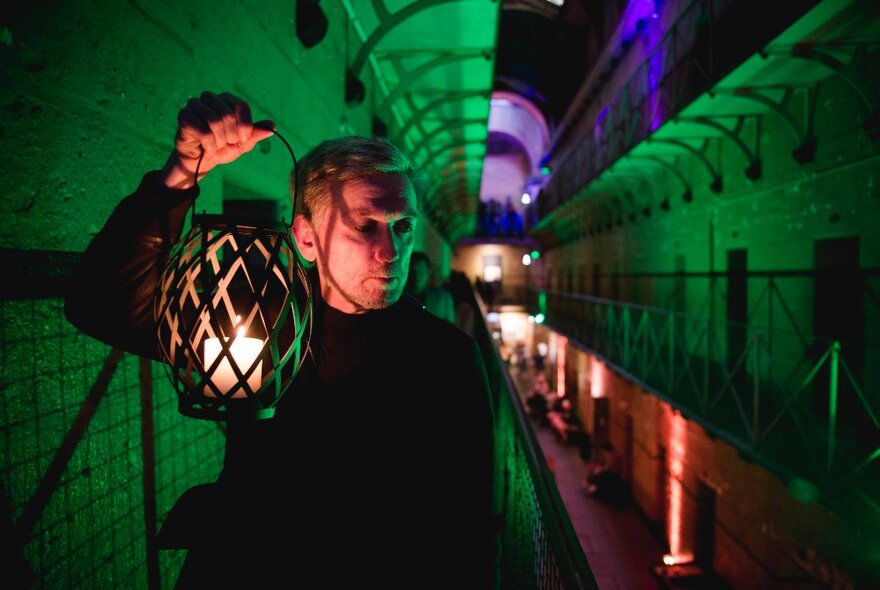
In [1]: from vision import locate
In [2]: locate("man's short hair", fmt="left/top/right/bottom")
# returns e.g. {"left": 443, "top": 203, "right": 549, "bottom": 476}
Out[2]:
{"left": 291, "top": 135, "right": 423, "bottom": 220}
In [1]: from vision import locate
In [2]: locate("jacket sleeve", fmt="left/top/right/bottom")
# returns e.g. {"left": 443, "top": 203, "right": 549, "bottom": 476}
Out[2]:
{"left": 64, "top": 171, "right": 198, "bottom": 359}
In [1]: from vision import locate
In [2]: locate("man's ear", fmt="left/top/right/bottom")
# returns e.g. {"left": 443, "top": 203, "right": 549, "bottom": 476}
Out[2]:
{"left": 291, "top": 215, "right": 317, "bottom": 263}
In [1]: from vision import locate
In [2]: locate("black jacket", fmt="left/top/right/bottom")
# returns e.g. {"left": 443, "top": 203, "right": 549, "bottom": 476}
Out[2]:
{"left": 66, "top": 171, "right": 497, "bottom": 588}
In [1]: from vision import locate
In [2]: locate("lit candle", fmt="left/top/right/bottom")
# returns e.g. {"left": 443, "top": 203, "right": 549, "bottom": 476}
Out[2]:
{"left": 203, "top": 327, "right": 263, "bottom": 398}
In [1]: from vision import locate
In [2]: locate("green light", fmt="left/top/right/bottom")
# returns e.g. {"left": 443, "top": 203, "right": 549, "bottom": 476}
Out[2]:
{"left": 535, "top": 313, "right": 545, "bottom": 324}
{"left": 787, "top": 478, "right": 819, "bottom": 503}
{"left": 540, "top": 165, "right": 551, "bottom": 175}
{"left": 530, "top": 250, "right": 541, "bottom": 259}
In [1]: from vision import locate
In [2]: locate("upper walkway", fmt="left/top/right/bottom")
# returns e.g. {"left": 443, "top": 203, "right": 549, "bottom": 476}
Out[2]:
{"left": 510, "top": 365, "right": 668, "bottom": 590}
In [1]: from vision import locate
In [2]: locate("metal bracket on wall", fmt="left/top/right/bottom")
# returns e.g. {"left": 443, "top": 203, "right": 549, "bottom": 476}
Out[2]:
{"left": 345, "top": 0, "right": 464, "bottom": 106}
{"left": 374, "top": 48, "right": 493, "bottom": 122}
{"left": 391, "top": 89, "right": 490, "bottom": 147}
{"left": 624, "top": 154, "right": 694, "bottom": 203}
{"left": 713, "top": 86, "right": 819, "bottom": 164}
{"left": 675, "top": 115, "right": 763, "bottom": 180}
{"left": 646, "top": 137, "right": 724, "bottom": 193}
{"left": 411, "top": 117, "right": 487, "bottom": 161}
{"left": 784, "top": 41, "right": 880, "bottom": 139}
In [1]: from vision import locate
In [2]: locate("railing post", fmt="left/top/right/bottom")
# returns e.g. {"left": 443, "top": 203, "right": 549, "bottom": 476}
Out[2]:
{"left": 767, "top": 276, "right": 774, "bottom": 359}
{"left": 828, "top": 341, "right": 841, "bottom": 474}
{"left": 752, "top": 335, "right": 760, "bottom": 445}
{"left": 668, "top": 312, "right": 675, "bottom": 394}
{"left": 704, "top": 318, "right": 711, "bottom": 410}
{"left": 608, "top": 301, "right": 613, "bottom": 352}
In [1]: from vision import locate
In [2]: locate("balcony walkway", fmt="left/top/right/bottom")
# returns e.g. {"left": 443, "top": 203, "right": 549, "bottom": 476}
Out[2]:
{"left": 510, "top": 366, "right": 667, "bottom": 590}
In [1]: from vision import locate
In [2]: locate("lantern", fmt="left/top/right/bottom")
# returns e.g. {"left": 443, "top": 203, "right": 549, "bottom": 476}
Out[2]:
{"left": 154, "top": 130, "right": 312, "bottom": 420}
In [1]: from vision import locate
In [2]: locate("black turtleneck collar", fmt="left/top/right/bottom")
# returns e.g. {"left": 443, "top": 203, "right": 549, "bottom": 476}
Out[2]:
{"left": 307, "top": 272, "right": 412, "bottom": 383}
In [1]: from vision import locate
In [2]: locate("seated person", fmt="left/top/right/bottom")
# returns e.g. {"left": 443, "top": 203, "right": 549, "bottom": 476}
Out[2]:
{"left": 585, "top": 442, "right": 626, "bottom": 503}
{"left": 547, "top": 398, "right": 579, "bottom": 442}
{"left": 525, "top": 371, "right": 553, "bottom": 425}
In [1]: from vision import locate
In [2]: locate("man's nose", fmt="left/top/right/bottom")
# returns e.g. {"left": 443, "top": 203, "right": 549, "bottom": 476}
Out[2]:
{"left": 375, "top": 226, "right": 399, "bottom": 262}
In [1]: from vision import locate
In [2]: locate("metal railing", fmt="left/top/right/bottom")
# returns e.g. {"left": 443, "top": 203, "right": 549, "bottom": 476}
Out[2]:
{"left": 0, "top": 248, "right": 599, "bottom": 589}
{"left": 542, "top": 284, "right": 880, "bottom": 527}
{"left": 468, "top": 288, "right": 598, "bottom": 590}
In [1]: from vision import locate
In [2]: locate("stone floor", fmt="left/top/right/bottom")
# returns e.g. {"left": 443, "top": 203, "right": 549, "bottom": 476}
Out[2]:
{"left": 511, "top": 366, "right": 668, "bottom": 590}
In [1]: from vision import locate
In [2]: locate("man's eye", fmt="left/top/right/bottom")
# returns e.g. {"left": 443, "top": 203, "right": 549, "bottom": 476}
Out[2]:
{"left": 394, "top": 219, "right": 414, "bottom": 234}
{"left": 355, "top": 223, "right": 376, "bottom": 233}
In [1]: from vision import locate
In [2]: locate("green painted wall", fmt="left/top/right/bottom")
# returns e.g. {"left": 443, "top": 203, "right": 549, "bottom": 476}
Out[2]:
{"left": 1, "top": 2, "right": 448, "bottom": 587}
{"left": 537, "top": 23, "right": 880, "bottom": 587}
{"left": 546, "top": 67, "right": 880, "bottom": 366}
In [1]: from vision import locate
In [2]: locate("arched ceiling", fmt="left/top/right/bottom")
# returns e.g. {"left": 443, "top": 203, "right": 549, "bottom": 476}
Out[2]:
{"left": 338, "top": 0, "right": 500, "bottom": 243}
{"left": 332, "top": 1, "right": 877, "bottom": 248}
{"left": 334, "top": 0, "right": 586, "bottom": 243}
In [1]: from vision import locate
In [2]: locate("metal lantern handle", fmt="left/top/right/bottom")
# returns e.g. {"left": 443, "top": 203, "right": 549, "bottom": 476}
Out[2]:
{"left": 191, "top": 126, "right": 299, "bottom": 226}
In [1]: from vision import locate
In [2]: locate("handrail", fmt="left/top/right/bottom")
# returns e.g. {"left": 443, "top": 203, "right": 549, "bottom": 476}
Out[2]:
{"left": 538, "top": 286, "right": 880, "bottom": 530}
{"left": 467, "top": 284, "right": 598, "bottom": 589}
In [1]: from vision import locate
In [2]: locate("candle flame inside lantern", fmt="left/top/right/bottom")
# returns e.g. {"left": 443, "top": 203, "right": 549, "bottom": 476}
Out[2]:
{"left": 203, "top": 322, "right": 263, "bottom": 398}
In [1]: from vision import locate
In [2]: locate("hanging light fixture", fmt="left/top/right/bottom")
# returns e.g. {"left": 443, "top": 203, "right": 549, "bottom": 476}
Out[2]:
{"left": 154, "top": 130, "right": 312, "bottom": 421}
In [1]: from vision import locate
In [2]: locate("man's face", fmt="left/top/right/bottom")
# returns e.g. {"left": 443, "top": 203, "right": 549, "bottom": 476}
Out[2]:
{"left": 293, "top": 173, "right": 419, "bottom": 314}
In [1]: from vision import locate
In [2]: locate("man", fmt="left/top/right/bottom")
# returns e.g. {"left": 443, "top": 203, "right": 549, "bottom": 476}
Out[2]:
{"left": 406, "top": 251, "right": 456, "bottom": 324}
{"left": 65, "top": 91, "right": 497, "bottom": 588}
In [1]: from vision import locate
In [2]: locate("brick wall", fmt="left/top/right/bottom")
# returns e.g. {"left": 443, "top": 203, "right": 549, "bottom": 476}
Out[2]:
{"left": 565, "top": 346, "right": 869, "bottom": 588}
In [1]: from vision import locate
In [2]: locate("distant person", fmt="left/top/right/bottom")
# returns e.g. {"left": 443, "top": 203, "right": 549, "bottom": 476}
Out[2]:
{"left": 500, "top": 196, "right": 524, "bottom": 236}
{"left": 485, "top": 198, "right": 502, "bottom": 236}
{"left": 585, "top": 442, "right": 626, "bottom": 503}
{"left": 547, "top": 397, "right": 585, "bottom": 445}
{"left": 513, "top": 342, "right": 529, "bottom": 372}
{"left": 446, "top": 269, "right": 476, "bottom": 336}
{"left": 547, "top": 397, "right": 593, "bottom": 464}
{"left": 406, "top": 251, "right": 456, "bottom": 324}
{"left": 525, "top": 370, "right": 554, "bottom": 426}
{"left": 475, "top": 277, "right": 499, "bottom": 309}
{"left": 533, "top": 342, "right": 548, "bottom": 371}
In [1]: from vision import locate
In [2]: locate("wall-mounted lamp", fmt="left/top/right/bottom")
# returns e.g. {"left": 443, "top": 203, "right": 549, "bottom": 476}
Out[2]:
{"left": 346, "top": 70, "right": 366, "bottom": 106}
{"left": 154, "top": 131, "right": 313, "bottom": 421}
{"left": 296, "top": 0, "right": 328, "bottom": 48}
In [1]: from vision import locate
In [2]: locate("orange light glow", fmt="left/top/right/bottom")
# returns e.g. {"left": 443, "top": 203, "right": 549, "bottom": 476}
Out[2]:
{"left": 590, "top": 358, "right": 605, "bottom": 398}
{"left": 666, "top": 411, "right": 688, "bottom": 560}
{"left": 662, "top": 552, "right": 694, "bottom": 566}
{"left": 555, "top": 335, "right": 567, "bottom": 398}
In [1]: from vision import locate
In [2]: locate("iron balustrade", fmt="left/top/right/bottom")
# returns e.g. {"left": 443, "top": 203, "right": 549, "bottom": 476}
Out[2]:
{"left": 536, "top": 274, "right": 879, "bottom": 531}
{"left": 0, "top": 249, "right": 600, "bottom": 589}
{"left": 470, "top": 286, "right": 599, "bottom": 589}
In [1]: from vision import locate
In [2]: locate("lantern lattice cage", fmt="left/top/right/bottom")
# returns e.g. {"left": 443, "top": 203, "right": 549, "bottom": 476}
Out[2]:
{"left": 155, "top": 214, "right": 312, "bottom": 420}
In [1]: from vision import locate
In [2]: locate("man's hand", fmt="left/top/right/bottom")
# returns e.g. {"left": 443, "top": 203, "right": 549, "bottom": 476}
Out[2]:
{"left": 160, "top": 91, "right": 275, "bottom": 189}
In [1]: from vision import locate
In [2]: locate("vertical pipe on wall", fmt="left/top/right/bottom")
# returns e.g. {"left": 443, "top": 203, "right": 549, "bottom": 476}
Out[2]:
{"left": 139, "top": 358, "right": 160, "bottom": 590}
